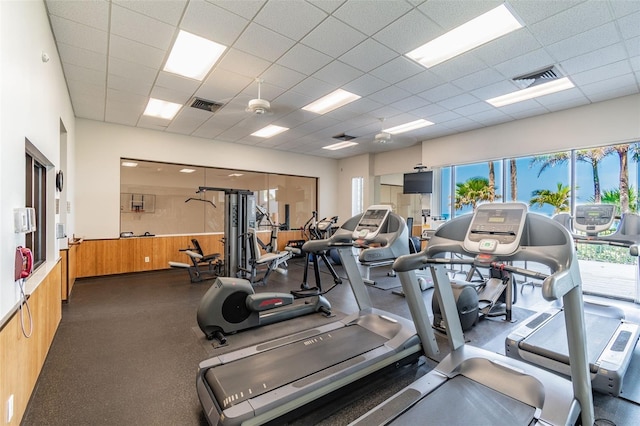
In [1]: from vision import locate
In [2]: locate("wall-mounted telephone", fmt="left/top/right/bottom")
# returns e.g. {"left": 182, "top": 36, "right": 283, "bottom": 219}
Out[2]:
{"left": 15, "top": 246, "right": 33, "bottom": 280}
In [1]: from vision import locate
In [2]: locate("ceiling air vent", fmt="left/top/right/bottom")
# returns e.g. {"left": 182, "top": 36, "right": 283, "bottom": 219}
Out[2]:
{"left": 512, "top": 65, "right": 562, "bottom": 89}
{"left": 332, "top": 133, "right": 356, "bottom": 141}
{"left": 190, "top": 97, "right": 224, "bottom": 113}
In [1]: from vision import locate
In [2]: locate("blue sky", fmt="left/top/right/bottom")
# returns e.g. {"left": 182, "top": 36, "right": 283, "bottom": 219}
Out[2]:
{"left": 441, "top": 145, "right": 639, "bottom": 217}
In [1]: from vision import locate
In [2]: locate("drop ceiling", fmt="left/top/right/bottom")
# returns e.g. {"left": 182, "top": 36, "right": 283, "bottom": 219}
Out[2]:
{"left": 45, "top": 0, "right": 640, "bottom": 159}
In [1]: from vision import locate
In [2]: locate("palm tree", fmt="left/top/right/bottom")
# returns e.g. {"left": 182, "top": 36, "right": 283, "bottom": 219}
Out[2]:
{"left": 510, "top": 159, "right": 517, "bottom": 201}
{"left": 455, "top": 177, "right": 494, "bottom": 210}
{"left": 597, "top": 187, "right": 638, "bottom": 215}
{"left": 530, "top": 148, "right": 610, "bottom": 203}
{"left": 611, "top": 144, "right": 630, "bottom": 213}
{"left": 530, "top": 183, "right": 571, "bottom": 214}
{"left": 487, "top": 161, "right": 496, "bottom": 202}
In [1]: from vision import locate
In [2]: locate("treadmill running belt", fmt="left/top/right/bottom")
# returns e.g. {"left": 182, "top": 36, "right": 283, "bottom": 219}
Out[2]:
{"left": 205, "top": 325, "right": 387, "bottom": 409}
{"left": 389, "top": 375, "right": 535, "bottom": 425}
{"left": 520, "top": 312, "right": 620, "bottom": 367}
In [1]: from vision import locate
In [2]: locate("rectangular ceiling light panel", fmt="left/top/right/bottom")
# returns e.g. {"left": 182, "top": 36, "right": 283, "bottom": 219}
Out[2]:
{"left": 164, "top": 30, "right": 227, "bottom": 80}
{"left": 251, "top": 125, "right": 289, "bottom": 138}
{"left": 323, "top": 141, "right": 358, "bottom": 151}
{"left": 407, "top": 4, "right": 523, "bottom": 68}
{"left": 302, "top": 89, "right": 361, "bottom": 114}
{"left": 384, "top": 119, "right": 434, "bottom": 134}
{"left": 486, "top": 77, "right": 575, "bottom": 107}
{"left": 143, "top": 98, "right": 183, "bottom": 120}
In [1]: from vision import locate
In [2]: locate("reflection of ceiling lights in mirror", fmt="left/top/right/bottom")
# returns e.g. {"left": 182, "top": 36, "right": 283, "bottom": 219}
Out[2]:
{"left": 121, "top": 161, "right": 138, "bottom": 167}
{"left": 406, "top": 4, "right": 522, "bottom": 68}
{"left": 179, "top": 168, "right": 196, "bottom": 173}
{"left": 228, "top": 173, "right": 243, "bottom": 177}
{"left": 143, "top": 98, "right": 182, "bottom": 119}
{"left": 163, "top": 30, "right": 226, "bottom": 80}
{"left": 486, "top": 77, "right": 575, "bottom": 107}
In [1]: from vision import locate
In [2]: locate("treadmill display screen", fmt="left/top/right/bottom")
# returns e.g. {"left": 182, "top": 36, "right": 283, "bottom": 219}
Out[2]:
{"left": 354, "top": 206, "right": 391, "bottom": 240}
{"left": 574, "top": 204, "right": 615, "bottom": 234}
{"left": 464, "top": 203, "right": 528, "bottom": 255}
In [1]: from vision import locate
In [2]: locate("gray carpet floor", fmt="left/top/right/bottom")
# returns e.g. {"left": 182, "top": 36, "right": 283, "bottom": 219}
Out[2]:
{"left": 21, "top": 259, "right": 640, "bottom": 425}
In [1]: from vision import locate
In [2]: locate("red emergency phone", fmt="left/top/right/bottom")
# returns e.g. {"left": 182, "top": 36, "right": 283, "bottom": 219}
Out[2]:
{"left": 15, "top": 246, "right": 33, "bottom": 280}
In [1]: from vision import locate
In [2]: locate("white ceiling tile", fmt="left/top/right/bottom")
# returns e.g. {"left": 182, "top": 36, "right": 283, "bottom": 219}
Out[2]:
{"left": 473, "top": 29, "right": 541, "bottom": 67}
{"left": 137, "top": 115, "right": 171, "bottom": 130}
{"left": 217, "top": 48, "right": 271, "bottom": 79}
{"left": 109, "top": 34, "right": 166, "bottom": 70}
{"left": 509, "top": 0, "right": 582, "bottom": 25}
{"left": 198, "top": 68, "right": 254, "bottom": 101}
{"left": 395, "top": 70, "right": 444, "bottom": 94}
{"left": 438, "top": 93, "right": 480, "bottom": 111}
{"left": 166, "top": 108, "right": 214, "bottom": 134}
{"left": 419, "top": 83, "right": 463, "bottom": 103}
{"left": 452, "top": 68, "right": 505, "bottom": 92}
{"left": 313, "top": 61, "right": 363, "bottom": 87}
{"left": 208, "top": 0, "right": 266, "bottom": 20}
{"left": 333, "top": 0, "right": 412, "bottom": 36}
{"left": 546, "top": 23, "right": 622, "bottom": 63}
{"left": 108, "top": 74, "right": 152, "bottom": 96}
{"left": 466, "top": 108, "right": 510, "bottom": 126}
{"left": 627, "top": 37, "right": 640, "bottom": 58}
{"left": 68, "top": 79, "right": 106, "bottom": 100}
{"left": 561, "top": 44, "right": 629, "bottom": 75}
{"left": 343, "top": 74, "right": 390, "bottom": 97}
{"left": 110, "top": 4, "right": 175, "bottom": 50}
{"left": 581, "top": 73, "right": 639, "bottom": 101}
{"left": 254, "top": 0, "right": 326, "bottom": 40}
{"left": 182, "top": 1, "right": 249, "bottom": 46}
{"left": 370, "top": 105, "right": 403, "bottom": 120}
{"left": 631, "top": 54, "right": 640, "bottom": 72}
{"left": 529, "top": 1, "right": 614, "bottom": 45}
{"left": 105, "top": 100, "right": 141, "bottom": 127}
{"left": 291, "top": 77, "right": 336, "bottom": 100}
{"left": 373, "top": 9, "right": 440, "bottom": 54}
{"left": 339, "top": 39, "right": 397, "bottom": 73}
{"left": 150, "top": 85, "right": 192, "bottom": 106}
{"left": 70, "top": 93, "right": 105, "bottom": 121}
{"left": 49, "top": 15, "right": 108, "bottom": 54}
{"left": 63, "top": 62, "right": 107, "bottom": 86}
{"left": 410, "top": 103, "right": 446, "bottom": 119}
{"left": 452, "top": 100, "right": 493, "bottom": 117}
{"left": 418, "top": 0, "right": 502, "bottom": 30}
{"left": 469, "top": 80, "right": 519, "bottom": 101}
{"left": 234, "top": 23, "right": 296, "bottom": 61}
{"left": 113, "top": 0, "right": 187, "bottom": 26}
{"left": 370, "top": 56, "right": 423, "bottom": 84}
{"left": 341, "top": 97, "right": 384, "bottom": 115}
{"left": 108, "top": 56, "right": 158, "bottom": 83}
{"left": 277, "top": 44, "right": 332, "bottom": 75}
{"left": 571, "top": 60, "right": 633, "bottom": 87}
{"left": 306, "top": 0, "right": 346, "bottom": 14}
{"left": 260, "top": 64, "right": 307, "bottom": 90}
{"left": 301, "top": 16, "right": 367, "bottom": 57}
{"left": 428, "top": 54, "right": 488, "bottom": 82}
{"left": 543, "top": 97, "right": 591, "bottom": 113}
{"left": 425, "top": 109, "right": 462, "bottom": 124}
{"left": 389, "top": 95, "right": 427, "bottom": 113}
{"left": 368, "top": 86, "right": 412, "bottom": 105}
{"left": 57, "top": 42, "right": 107, "bottom": 71}
{"left": 618, "top": 10, "right": 640, "bottom": 39}
{"left": 45, "top": 0, "right": 110, "bottom": 31}
{"left": 155, "top": 72, "right": 201, "bottom": 95}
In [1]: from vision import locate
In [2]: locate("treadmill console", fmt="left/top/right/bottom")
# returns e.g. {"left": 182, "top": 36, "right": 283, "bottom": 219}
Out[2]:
{"left": 464, "top": 203, "right": 527, "bottom": 256}
{"left": 353, "top": 205, "right": 392, "bottom": 241}
{"left": 574, "top": 204, "right": 615, "bottom": 235}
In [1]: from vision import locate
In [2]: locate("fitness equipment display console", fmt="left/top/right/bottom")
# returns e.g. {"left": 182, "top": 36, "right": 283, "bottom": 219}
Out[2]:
{"left": 506, "top": 204, "right": 640, "bottom": 396}
{"left": 196, "top": 206, "right": 424, "bottom": 425}
{"left": 350, "top": 202, "right": 594, "bottom": 426}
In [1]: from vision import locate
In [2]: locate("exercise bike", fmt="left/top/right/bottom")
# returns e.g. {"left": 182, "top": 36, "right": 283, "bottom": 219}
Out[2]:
{"left": 197, "top": 276, "right": 331, "bottom": 343}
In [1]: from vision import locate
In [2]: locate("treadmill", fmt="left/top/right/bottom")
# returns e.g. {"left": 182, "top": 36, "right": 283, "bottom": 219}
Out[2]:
{"left": 196, "top": 206, "right": 439, "bottom": 426}
{"left": 506, "top": 204, "right": 640, "bottom": 396}
{"left": 350, "top": 202, "right": 595, "bottom": 426}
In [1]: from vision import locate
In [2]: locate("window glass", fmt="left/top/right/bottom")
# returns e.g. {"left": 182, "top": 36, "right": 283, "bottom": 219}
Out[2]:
{"left": 452, "top": 160, "right": 502, "bottom": 217}
{"left": 25, "top": 152, "right": 47, "bottom": 268}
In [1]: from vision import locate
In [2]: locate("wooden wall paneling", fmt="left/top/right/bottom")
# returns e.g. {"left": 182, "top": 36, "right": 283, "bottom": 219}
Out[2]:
{"left": 0, "top": 263, "right": 61, "bottom": 425}
{"left": 60, "top": 249, "right": 69, "bottom": 301}
{"left": 76, "top": 239, "right": 97, "bottom": 278}
{"left": 277, "top": 230, "right": 305, "bottom": 252}
{"left": 96, "top": 239, "right": 121, "bottom": 276}
{"left": 68, "top": 244, "right": 77, "bottom": 295}
{"left": 136, "top": 237, "right": 155, "bottom": 271}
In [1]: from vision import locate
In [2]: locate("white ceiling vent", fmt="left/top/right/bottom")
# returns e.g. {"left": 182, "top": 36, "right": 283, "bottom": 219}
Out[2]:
{"left": 512, "top": 65, "right": 563, "bottom": 89}
{"left": 190, "top": 97, "right": 224, "bottom": 113}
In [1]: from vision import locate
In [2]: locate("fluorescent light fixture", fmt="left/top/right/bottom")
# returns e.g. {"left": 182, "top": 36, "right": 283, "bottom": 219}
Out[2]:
{"left": 406, "top": 4, "right": 522, "bottom": 68}
{"left": 384, "top": 119, "right": 434, "bottom": 135}
{"left": 323, "top": 141, "right": 358, "bottom": 151}
{"left": 143, "top": 98, "right": 182, "bottom": 120}
{"left": 179, "top": 168, "right": 196, "bottom": 173}
{"left": 251, "top": 125, "right": 289, "bottom": 138}
{"left": 164, "top": 30, "right": 227, "bottom": 80}
{"left": 486, "top": 77, "right": 575, "bottom": 107}
{"left": 228, "top": 173, "right": 244, "bottom": 177}
{"left": 302, "top": 89, "right": 361, "bottom": 114}
{"left": 121, "top": 161, "right": 138, "bottom": 167}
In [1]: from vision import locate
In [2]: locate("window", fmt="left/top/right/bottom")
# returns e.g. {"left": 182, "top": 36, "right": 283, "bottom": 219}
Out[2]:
{"left": 25, "top": 152, "right": 47, "bottom": 268}
{"left": 351, "top": 177, "right": 363, "bottom": 216}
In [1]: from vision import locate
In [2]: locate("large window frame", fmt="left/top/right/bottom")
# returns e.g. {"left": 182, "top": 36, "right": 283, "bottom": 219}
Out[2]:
{"left": 25, "top": 151, "right": 47, "bottom": 269}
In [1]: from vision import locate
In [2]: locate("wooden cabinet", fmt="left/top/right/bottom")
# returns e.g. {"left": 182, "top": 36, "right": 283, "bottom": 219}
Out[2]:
{"left": 60, "top": 243, "right": 78, "bottom": 301}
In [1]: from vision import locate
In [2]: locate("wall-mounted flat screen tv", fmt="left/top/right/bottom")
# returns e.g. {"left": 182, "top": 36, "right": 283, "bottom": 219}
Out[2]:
{"left": 403, "top": 171, "right": 433, "bottom": 194}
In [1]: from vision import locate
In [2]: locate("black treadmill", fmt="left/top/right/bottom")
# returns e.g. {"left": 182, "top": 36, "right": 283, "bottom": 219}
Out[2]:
{"left": 350, "top": 202, "right": 595, "bottom": 426}
{"left": 506, "top": 204, "right": 640, "bottom": 395}
{"left": 196, "top": 206, "right": 439, "bottom": 425}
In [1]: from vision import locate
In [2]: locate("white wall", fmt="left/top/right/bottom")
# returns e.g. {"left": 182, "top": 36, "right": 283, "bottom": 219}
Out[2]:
{"left": 421, "top": 94, "right": 640, "bottom": 167}
{"left": 0, "top": 0, "right": 75, "bottom": 324}
{"left": 74, "top": 119, "right": 339, "bottom": 239}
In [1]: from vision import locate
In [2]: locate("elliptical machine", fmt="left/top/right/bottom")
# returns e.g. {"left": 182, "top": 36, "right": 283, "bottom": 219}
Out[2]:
{"left": 197, "top": 276, "right": 331, "bottom": 343}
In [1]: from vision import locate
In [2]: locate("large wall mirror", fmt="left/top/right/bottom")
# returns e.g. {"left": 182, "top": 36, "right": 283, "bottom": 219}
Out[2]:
{"left": 377, "top": 173, "right": 432, "bottom": 230}
{"left": 120, "top": 159, "right": 317, "bottom": 236}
